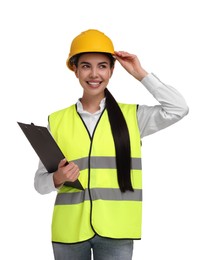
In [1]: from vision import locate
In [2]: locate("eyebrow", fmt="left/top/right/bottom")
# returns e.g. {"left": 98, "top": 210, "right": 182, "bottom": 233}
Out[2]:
{"left": 79, "top": 61, "right": 109, "bottom": 65}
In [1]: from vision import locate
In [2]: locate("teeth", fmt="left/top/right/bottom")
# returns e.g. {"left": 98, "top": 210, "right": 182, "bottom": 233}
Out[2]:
{"left": 88, "top": 82, "right": 100, "bottom": 85}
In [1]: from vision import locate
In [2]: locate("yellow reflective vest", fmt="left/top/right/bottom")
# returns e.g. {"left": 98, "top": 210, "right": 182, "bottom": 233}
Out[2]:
{"left": 49, "top": 103, "right": 142, "bottom": 243}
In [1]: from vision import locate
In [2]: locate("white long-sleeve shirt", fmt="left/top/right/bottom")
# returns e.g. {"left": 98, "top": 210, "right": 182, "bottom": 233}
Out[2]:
{"left": 34, "top": 73, "right": 189, "bottom": 194}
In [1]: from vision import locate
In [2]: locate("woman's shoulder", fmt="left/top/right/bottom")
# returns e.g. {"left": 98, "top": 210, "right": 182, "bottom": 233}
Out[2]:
{"left": 50, "top": 104, "right": 76, "bottom": 117}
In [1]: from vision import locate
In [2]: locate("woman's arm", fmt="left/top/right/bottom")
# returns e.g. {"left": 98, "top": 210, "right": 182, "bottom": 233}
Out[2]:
{"left": 138, "top": 73, "right": 189, "bottom": 138}
{"left": 114, "top": 51, "right": 189, "bottom": 138}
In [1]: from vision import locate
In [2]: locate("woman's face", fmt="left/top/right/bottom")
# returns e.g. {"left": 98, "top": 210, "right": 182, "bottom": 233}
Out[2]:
{"left": 74, "top": 53, "right": 114, "bottom": 99}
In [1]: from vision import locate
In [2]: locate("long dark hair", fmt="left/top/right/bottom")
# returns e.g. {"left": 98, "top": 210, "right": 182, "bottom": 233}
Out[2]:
{"left": 71, "top": 53, "right": 133, "bottom": 192}
{"left": 105, "top": 88, "right": 133, "bottom": 192}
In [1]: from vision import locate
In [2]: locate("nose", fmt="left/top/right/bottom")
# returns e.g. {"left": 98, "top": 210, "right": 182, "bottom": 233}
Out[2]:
{"left": 89, "top": 67, "right": 98, "bottom": 78}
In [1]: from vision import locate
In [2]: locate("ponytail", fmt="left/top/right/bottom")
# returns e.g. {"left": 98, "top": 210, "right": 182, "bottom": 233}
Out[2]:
{"left": 105, "top": 88, "right": 134, "bottom": 192}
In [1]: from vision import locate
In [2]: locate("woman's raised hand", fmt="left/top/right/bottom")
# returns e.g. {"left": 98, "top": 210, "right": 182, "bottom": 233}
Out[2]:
{"left": 114, "top": 51, "right": 148, "bottom": 81}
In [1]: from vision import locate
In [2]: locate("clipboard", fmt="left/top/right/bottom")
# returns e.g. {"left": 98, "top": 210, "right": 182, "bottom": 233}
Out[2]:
{"left": 17, "top": 122, "right": 84, "bottom": 190}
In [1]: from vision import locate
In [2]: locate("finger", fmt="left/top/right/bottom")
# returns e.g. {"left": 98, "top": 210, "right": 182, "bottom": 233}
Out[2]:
{"left": 66, "top": 162, "right": 78, "bottom": 171}
{"left": 58, "top": 158, "right": 67, "bottom": 168}
{"left": 65, "top": 163, "right": 79, "bottom": 177}
{"left": 115, "top": 51, "right": 130, "bottom": 57}
{"left": 66, "top": 167, "right": 80, "bottom": 182}
{"left": 69, "top": 170, "right": 80, "bottom": 182}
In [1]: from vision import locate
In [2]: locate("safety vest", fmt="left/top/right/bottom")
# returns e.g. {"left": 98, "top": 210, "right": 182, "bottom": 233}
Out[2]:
{"left": 49, "top": 103, "right": 142, "bottom": 243}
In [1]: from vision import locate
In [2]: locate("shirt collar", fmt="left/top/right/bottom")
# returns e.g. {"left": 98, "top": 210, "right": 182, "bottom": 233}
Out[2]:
{"left": 76, "top": 98, "right": 106, "bottom": 115}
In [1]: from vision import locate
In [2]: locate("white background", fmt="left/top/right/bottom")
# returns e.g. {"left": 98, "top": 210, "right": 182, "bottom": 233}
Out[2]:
{"left": 0, "top": 0, "right": 207, "bottom": 259}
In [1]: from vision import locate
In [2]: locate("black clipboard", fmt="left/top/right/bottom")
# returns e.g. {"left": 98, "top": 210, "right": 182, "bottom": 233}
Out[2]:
{"left": 17, "top": 122, "right": 84, "bottom": 190}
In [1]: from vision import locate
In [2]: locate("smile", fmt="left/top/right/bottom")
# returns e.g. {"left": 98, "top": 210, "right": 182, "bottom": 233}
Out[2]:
{"left": 87, "top": 81, "right": 102, "bottom": 87}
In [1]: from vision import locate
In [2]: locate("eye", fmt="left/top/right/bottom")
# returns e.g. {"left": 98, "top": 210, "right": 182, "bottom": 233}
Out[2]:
{"left": 81, "top": 64, "right": 90, "bottom": 69}
{"left": 99, "top": 64, "right": 107, "bottom": 69}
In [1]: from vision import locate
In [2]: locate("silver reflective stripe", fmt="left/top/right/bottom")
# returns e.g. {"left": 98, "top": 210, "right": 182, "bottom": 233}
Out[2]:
{"left": 131, "top": 158, "right": 142, "bottom": 170}
{"left": 55, "top": 191, "right": 90, "bottom": 205}
{"left": 73, "top": 157, "right": 88, "bottom": 171}
{"left": 55, "top": 188, "right": 142, "bottom": 205}
{"left": 91, "top": 188, "right": 142, "bottom": 202}
{"left": 72, "top": 157, "right": 142, "bottom": 171}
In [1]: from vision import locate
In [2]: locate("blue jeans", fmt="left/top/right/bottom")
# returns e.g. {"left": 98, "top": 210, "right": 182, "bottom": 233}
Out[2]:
{"left": 52, "top": 235, "right": 133, "bottom": 260}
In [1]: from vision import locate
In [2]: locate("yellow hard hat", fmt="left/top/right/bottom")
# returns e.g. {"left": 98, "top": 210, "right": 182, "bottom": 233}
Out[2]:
{"left": 66, "top": 29, "right": 115, "bottom": 70}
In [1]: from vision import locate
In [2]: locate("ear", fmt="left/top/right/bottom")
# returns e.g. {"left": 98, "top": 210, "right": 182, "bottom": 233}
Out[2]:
{"left": 72, "top": 65, "right": 78, "bottom": 78}
{"left": 110, "top": 66, "right": 115, "bottom": 78}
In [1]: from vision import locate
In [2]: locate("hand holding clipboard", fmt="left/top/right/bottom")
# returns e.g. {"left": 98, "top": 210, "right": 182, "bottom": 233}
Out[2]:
{"left": 17, "top": 122, "right": 84, "bottom": 190}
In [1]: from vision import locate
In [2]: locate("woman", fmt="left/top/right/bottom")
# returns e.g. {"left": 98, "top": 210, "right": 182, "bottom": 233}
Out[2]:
{"left": 34, "top": 29, "right": 189, "bottom": 260}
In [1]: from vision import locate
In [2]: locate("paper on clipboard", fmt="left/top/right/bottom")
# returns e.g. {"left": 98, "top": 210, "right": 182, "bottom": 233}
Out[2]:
{"left": 17, "top": 122, "right": 84, "bottom": 190}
